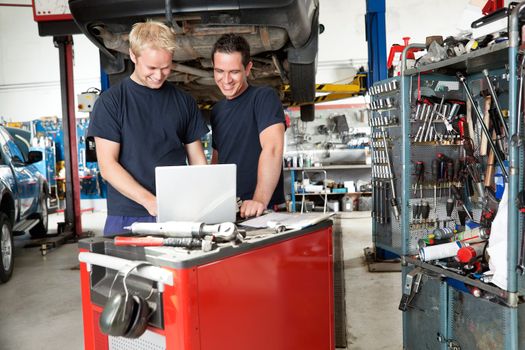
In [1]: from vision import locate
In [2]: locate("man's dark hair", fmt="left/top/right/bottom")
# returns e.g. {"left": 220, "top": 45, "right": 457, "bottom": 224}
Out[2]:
{"left": 211, "top": 34, "right": 251, "bottom": 67}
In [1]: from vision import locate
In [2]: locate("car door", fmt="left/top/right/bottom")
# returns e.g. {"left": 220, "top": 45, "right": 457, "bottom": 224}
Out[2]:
{"left": 0, "top": 128, "right": 39, "bottom": 219}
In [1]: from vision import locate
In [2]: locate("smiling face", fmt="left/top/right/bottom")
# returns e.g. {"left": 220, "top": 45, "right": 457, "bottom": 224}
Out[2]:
{"left": 213, "top": 51, "right": 252, "bottom": 100}
{"left": 130, "top": 46, "right": 173, "bottom": 89}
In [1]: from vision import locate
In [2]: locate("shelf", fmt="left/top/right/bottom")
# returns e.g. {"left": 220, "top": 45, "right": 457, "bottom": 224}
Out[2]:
{"left": 405, "top": 256, "right": 513, "bottom": 306}
{"left": 295, "top": 192, "right": 372, "bottom": 196}
{"left": 404, "top": 41, "right": 509, "bottom": 75}
{"left": 284, "top": 164, "right": 371, "bottom": 171}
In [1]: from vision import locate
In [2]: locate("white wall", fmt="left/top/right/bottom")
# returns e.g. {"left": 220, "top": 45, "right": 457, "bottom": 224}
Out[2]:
{"left": 0, "top": 3, "right": 100, "bottom": 122}
{"left": 0, "top": 0, "right": 494, "bottom": 121}
{"left": 317, "top": 0, "right": 483, "bottom": 83}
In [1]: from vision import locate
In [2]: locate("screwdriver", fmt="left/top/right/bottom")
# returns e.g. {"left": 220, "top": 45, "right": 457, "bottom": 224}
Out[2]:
{"left": 413, "top": 202, "right": 421, "bottom": 221}
{"left": 432, "top": 159, "right": 439, "bottom": 212}
{"left": 446, "top": 160, "right": 454, "bottom": 197}
{"left": 445, "top": 160, "right": 455, "bottom": 218}
{"left": 421, "top": 201, "right": 430, "bottom": 222}
{"left": 451, "top": 185, "right": 473, "bottom": 220}
{"left": 413, "top": 161, "right": 424, "bottom": 195}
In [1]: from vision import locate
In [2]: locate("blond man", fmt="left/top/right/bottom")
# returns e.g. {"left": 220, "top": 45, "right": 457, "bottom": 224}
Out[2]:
{"left": 88, "top": 21, "right": 208, "bottom": 235}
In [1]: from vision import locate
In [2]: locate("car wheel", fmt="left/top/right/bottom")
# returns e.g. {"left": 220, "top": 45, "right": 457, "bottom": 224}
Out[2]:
{"left": 0, "top": 213, "right": 14, "bottom": 283}
{"left": 289, "top": 62, "right": 316, "bottom": 104}
{"left": 300, "top": 104, "right": 315, "bottom": 122}
{"left": 29, "top": 195, "right": 48, "bottom": 238}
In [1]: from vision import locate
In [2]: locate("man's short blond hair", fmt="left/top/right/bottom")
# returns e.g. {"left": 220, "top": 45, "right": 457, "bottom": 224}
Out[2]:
{"left": 129, "top": 20, "right": 176, "bottom": 57}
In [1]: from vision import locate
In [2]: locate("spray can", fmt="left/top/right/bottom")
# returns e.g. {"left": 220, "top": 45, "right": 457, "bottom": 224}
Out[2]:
{"left": 456, "top": 227, "right": 490, "bottom": 243}
{"left": 419, "top": 241, "right": 466, "bottom": 262}
{"left": 432, "top": 227, "right": 455, "bottom": 240}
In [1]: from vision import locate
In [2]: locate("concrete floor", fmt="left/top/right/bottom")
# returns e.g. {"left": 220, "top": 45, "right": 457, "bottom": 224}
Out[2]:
{"left": 0, "top": 211, "right": 402, "bottom": 349}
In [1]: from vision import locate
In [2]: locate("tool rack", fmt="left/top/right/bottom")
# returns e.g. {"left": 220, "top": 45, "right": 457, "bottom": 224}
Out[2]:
{"left": 370, "top": 4, "right": 525, "bottom": 349}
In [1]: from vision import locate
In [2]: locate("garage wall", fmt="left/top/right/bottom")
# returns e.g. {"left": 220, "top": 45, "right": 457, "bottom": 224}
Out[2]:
{"left": 316, "top": 0, "right": 482, "bottom": 83}
{"left": 0, "top": 3, "right": 100, "bottom": 122}
{"left": 0, "top": 0, "right": 492, "bottom": 121}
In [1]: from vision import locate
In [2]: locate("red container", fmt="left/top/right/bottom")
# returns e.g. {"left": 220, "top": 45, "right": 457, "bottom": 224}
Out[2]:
{"left": 79, "top": 222, "right": 335, "bottom": 350}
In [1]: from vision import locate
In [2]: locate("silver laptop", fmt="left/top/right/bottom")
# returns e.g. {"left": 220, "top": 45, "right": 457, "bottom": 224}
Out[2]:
{"left": 155, "top": 164, "right": 237, "bottom": 224}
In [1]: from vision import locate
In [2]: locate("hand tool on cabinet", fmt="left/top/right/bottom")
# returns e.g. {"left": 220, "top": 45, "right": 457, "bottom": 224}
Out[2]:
{"left": 457, "top": 72, "right": 508, "bottom": 180}
{"left": 398, "top": 267, "right": 423, "bottom": 312}
{"left": 482, "top": 69, "right": 509, "bottom": 138}
{"left": 114, "top": 236, "right": 203, "bottom": 248}
{"left": 124, "top": 221, "right": 242, "bottom": 243}
{"left": 381, "top": 132, "right": 400, "bottom": 220}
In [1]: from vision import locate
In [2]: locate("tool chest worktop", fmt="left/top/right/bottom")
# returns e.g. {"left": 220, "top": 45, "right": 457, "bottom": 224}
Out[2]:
{"left": 78, "top": 221, "right": 335, "bottom": 350}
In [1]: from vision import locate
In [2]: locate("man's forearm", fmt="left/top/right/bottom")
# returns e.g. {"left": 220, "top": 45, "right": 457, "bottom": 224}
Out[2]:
{"left": 100, "top": 161, "right": 156, "bottom": 214}
{"left": 252, "top": 148, "right": 282, "bottom": 207}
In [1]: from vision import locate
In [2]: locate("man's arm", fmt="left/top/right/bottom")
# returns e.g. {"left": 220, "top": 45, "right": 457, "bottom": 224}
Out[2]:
{"left": 95, "top": 137, "right": 158, "bottom": 216}
{"left": 185, "top": 140, "right": 207, "bottom": 165}
{"left": 241, "top": 123, "right": 285, "bottom": 218}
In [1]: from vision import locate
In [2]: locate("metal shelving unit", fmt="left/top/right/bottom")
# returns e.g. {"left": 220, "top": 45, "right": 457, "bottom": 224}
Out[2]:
{"left": 370, "top": 4, "right": 525, "bottom": 349}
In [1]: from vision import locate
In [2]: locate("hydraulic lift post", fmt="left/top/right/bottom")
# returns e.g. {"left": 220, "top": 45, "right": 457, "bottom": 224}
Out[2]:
{"left": 55, "top": 35, "right": 83, "bottom": 237}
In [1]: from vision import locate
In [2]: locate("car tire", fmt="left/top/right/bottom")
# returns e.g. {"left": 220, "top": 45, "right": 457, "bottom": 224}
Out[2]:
{"left": 29, "top": 195, "right": 48, "bottom": 239}
{"left": 0, "top": 213, "right": 14, "bottom": 283}
{"left": 289, "top": 62, "right": 316, "bottom": 104}
{"left": 300, "top": 104, "right": 315, "bottom": 122}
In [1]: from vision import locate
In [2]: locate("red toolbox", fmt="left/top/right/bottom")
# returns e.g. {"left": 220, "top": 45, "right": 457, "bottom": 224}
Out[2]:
{"left": 79, "top": 221, "right": 335, "bottom": 350}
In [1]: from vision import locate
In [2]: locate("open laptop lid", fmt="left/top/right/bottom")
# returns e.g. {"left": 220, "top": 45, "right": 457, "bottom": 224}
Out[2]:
{"left": 155, "top": 164, "right": 237, "bottom": 224}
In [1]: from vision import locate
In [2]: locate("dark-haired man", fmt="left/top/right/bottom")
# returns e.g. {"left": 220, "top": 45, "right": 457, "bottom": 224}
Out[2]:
{"left": 211, "top": 33, "right": 286, "bottom": 218}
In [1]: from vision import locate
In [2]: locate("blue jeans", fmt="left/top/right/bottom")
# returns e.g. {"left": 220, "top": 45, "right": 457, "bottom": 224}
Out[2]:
{"left": 103, "top": 215, "right": 156, "bottom": 236}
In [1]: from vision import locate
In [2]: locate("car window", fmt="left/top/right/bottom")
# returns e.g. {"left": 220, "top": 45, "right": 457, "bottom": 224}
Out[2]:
{"left": 0, "top": 128, "right": 25, "bottom": 163}
{"left": 5, "top": 128, "right": 30, "bottom": 162}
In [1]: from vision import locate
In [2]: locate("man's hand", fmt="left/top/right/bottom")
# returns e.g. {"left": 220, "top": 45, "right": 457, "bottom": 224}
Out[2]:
{"left": 143, "top": 194, "right": 158, "bottom": 216}
{"left": 240, "top": 199, "right": 266, "bottom": 218}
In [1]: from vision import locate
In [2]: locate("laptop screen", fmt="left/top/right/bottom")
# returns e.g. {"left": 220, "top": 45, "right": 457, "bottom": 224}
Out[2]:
{"left": 155, "top": 164, "right": 237, "bottom": 224}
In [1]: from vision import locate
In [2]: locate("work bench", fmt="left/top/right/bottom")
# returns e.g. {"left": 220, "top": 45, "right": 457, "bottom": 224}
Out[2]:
{"left": 78, "top": 220, "right": 335, "bottom": 350}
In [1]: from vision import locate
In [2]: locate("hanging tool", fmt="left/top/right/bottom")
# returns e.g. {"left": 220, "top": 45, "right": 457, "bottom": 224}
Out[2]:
{"left": 482, "top": 69, "right": 509, "bottom": 138}
{"left": 421, "top": 201, "right": 430, "bottom": 223}
{"left": 456, "top": 72, "right": 508, "bottom": 180}
{"left": 451, "top": 185, "right": 473, "bottom": 220}
{"left": 445, "top": 160, "right": 455, "bottom": 218}
{"left": 413, "top": 161, "right": 424, "bottom": 195}
{"left": 484, "top": 131, "right": 497, "bottom": 189}
{"left": 511, "top": 54, "right": 525, "bottom": 147}
{"left": 432, "top": 159, "right": 439, "bottom": 212}
{"left": 516, "top": 190, "right": 525, "bottom": 273}
{"left": 381, "top": 131, "right": 400, "bottom": 220}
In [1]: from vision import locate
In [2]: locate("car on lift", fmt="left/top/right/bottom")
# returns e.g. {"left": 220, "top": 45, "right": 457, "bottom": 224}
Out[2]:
{"left": 68, "top": 0, "right": 320, "bottom": 121}
{"left": 0, "top": 126, "right": 49, "bottom": 283}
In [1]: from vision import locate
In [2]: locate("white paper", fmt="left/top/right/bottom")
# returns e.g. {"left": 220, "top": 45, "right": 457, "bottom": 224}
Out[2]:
{"left": 487, "top": 186, "right": 508, "bottom": 290}
{"left": 240, "top": 212, "right": 334, "bottom": 230}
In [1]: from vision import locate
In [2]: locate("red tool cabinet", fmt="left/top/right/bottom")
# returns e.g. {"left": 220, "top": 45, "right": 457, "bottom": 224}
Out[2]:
{"left": 79, "top": 221, "right": 335, "bottom": 350}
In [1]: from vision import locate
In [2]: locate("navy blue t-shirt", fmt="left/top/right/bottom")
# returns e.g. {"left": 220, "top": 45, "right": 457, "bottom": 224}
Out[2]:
{"left": 88, "top": 77, "right": 209, "bottom": 216}
{"left": 211, "top": 85, "right": 285, "bottom": 206}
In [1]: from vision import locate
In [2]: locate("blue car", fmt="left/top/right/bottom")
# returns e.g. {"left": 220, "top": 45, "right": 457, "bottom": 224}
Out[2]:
{"left": 0, "top": 126, "right": 49, "bottom": 283}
